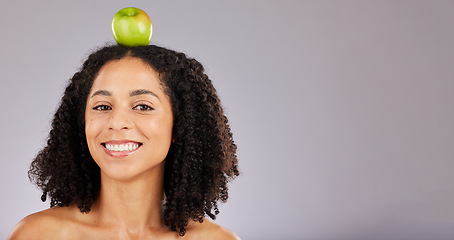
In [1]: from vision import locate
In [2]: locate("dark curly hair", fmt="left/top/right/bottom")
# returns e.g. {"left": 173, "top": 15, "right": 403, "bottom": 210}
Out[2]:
{"left": 28, "top": 44, "right": 239, "bottom": 236}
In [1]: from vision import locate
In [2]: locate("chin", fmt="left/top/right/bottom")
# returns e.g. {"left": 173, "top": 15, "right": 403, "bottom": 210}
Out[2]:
{"left": 97, "top": 158, "right": 165, "bottom": 182}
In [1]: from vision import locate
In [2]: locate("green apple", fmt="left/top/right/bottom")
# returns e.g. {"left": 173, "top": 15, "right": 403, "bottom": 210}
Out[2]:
{"left": 111, "top": 7, "right": 153, "bottom": 47}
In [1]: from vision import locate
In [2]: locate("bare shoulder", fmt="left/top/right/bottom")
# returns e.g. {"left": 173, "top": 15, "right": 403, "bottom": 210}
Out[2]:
{"left": 8, "top": 206, "right": 76, "bottom": 240}
{"left": 186, "top": 218, "right": 241, "bottom": 240}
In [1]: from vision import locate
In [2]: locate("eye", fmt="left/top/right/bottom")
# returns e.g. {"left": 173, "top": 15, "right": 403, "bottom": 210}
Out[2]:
{"left": 93, "top": 104, "right": 111, "bottom": 111}
{"left": 133, "top": 104, "right": 154, "bottom": 111}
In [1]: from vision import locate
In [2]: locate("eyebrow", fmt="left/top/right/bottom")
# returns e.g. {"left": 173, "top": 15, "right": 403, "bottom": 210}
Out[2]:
{"left": 130, "top": 89, "right": 159, "bottom": 99}
{"left": 89, "top": 89, "right": 159, "bottom": 100}
{"left": 90, "top": 90, "right": 111, "bottom": 99}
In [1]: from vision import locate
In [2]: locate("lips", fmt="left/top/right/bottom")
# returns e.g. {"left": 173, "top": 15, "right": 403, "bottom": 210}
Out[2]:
{"left": 101, "top": 140, "right": 142, "bottom": 157}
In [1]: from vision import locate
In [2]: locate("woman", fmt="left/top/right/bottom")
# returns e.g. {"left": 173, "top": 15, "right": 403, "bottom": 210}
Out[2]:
{"left": 8, "top": 45, "right": 240, "bottom": 239}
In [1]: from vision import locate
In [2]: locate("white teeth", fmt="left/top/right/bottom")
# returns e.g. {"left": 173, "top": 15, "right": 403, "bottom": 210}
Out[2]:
{"left": 105, "top": 143, "right": 139, "bottom": 152}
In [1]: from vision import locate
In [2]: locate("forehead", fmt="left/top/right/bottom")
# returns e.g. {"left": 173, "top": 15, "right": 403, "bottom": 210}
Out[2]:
{"left": 90, "top": 57, "right": 164, "bottom": 93}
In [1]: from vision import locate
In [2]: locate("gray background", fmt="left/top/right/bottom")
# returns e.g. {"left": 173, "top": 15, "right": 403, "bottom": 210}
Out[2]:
{"left": 1, "top": 1, "right": 453, "bottom": 239}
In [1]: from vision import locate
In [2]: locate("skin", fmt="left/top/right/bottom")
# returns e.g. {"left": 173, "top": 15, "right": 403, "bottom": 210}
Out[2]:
{"left": 8, "top": 57, "right": 240, "bottom": 240}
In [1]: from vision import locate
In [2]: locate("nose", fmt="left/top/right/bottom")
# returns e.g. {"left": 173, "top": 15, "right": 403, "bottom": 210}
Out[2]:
{"left": 107, "top": 107, "right": 134, "bottom": 131}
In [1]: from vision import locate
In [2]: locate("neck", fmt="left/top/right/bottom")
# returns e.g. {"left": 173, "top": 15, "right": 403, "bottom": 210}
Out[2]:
{"left": 92, "top": 162, "right": 166, "bottom": 231}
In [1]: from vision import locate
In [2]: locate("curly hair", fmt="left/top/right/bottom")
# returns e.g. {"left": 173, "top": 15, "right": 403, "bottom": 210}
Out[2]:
{"left": 28, "top": 44, "right": 239, "bottom": 236}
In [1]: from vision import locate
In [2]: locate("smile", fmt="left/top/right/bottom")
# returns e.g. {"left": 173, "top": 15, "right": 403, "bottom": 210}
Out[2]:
{"left": 101, "top": 141, "right": 143, "bottom": 157}
{"left": 104, "top": 142, "right": 140, "bottom": 152}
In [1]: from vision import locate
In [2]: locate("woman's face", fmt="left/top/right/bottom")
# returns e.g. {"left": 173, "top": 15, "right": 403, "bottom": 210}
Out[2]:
{"left": 85, "top": 57, "right": 173, "bottom": 181}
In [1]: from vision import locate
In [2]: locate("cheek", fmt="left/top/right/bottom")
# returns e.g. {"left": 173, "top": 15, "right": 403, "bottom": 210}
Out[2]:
{"left": 157, "top": 115, "right": 173, "bottom": 141}
{"left": 85, "top": 114, "right": 105, "bottom": 144}
{"left": 139, "top": 115, "right": 173, "bottom": 144}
